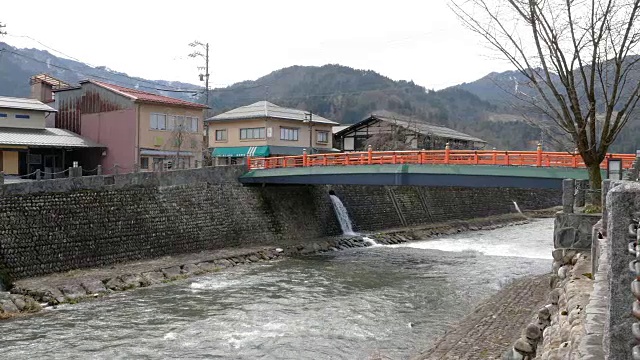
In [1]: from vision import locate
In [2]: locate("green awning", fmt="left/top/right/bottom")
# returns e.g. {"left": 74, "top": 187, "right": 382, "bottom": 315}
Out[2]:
{"left": 212, "top": 146, "right": 270, "bottom": 157}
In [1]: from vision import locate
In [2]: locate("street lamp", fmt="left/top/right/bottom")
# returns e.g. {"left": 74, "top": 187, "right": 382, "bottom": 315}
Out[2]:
{"left": 304, "top": 112, "right": 313, "bottom": 154}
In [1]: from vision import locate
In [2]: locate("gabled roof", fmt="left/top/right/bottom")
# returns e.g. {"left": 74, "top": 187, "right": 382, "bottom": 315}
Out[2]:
{"left": 336, "top": 110, "right": 487, "bottom": 143}
{"left": 0, "top": 127, "right": 104, "bottom": 148}
{"left": 206, "top": 101, "right": 339, "bottom": 125}
{"left": 0, "top": 96, "right": 57, "bottom": 112}
{"left": 81, "top": 80, "right": 208, "bottom": 109}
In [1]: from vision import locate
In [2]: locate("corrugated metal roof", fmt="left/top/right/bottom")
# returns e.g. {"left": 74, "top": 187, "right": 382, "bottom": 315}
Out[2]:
{"left": 207, "top": 101, "right": 339, "bottom": 125}
{"left": 0, "top": 96, "right": 57, "bottom": 112}
{"left": 0, "top": 127, "right": 104, "bottom": 148}
{"left": 83, "top": 80, "right": 208, "bottom": 109}
{"left": 337, "top": 111, "right": 486, "bottom": 143}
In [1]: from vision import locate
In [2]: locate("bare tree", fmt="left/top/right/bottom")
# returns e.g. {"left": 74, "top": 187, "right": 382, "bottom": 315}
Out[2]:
{"left": 168, "top": 120, "right": 199, "bottom": 169}
{"left": 451, "top": 0, "right": 640, "bottom": 190}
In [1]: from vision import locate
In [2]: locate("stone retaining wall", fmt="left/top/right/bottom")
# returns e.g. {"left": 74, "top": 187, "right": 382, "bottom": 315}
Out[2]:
{"left": 503, "top": 250, "right": 593, "bottom": 359}
{"left": 0, "top": 166, "right": 561, "bottom": 282}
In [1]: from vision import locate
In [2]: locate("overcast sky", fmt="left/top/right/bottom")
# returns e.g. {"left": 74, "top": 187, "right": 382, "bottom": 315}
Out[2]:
{"left": 2, "top": 1, "right": 513, "bottom": 90}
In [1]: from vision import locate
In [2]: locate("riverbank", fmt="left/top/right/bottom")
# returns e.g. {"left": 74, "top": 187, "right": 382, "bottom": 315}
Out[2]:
{"left": 412, "top": 273, "right": 552, "bottom": 360}
{"left": 0, "top": 211, "right": 546, "bottom": 319}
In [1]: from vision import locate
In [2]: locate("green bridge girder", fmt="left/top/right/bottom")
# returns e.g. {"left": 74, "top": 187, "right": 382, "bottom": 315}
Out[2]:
{"left": 239, "top": 164, "right": 598, "bottom": 189}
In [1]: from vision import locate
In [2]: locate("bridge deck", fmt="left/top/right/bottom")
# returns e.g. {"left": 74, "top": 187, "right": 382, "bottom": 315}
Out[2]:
{"left": 239, "top": 164, "right": 596, "bottom": 188}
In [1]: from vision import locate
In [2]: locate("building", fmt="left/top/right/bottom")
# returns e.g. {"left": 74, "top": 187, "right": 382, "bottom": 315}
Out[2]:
{"left": 334, "top": 111, "right": 486, "bottom": 151}
{"left": 0, "top": 96, "right": 103, "bottom": 177}
{"left": 206, "top": 101, "right": 339, "bottom": 164}
{"left": 53, "top": 80, "right": 208, "bottom": 173}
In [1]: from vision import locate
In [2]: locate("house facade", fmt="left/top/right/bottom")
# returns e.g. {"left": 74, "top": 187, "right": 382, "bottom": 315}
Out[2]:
{"left": 206, "top": 101, "right": 339, "bottom": 164}
{"left": 334, "top": 111, "right": 487, "bottom": 151}
{"left": 53, "top": 80, "right": 207, "bottom": 173}
{"left": 0, "top": 96, "right": 103, "bottom": 177}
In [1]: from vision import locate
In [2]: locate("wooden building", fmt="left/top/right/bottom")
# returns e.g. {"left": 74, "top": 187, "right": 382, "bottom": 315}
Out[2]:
{"left": 333, "top": 111, "right": 486, "bottom": 151}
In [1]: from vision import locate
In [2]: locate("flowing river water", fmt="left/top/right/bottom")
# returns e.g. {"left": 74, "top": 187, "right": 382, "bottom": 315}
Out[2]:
{"left": 0, "top": 219, "right": 553, "bottom": 359}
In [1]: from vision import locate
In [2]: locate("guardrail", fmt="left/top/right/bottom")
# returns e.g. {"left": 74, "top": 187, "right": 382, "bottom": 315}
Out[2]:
{"left": 247, "top": 145, "right": 636, "bottom": 171}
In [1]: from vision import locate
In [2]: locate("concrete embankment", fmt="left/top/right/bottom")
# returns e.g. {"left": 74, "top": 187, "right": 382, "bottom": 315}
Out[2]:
{"left": 0, "top": 213, "right": 533, "bottom": 319}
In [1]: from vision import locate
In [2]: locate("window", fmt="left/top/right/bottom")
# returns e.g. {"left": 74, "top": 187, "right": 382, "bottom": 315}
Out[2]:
{"left": 150, "top": 113, "right": 167, "bottom": 130}
{"left": 140, "top": 157, "right": 149, "bottom": 170}
{"left": 240, "top": 127, "right": 265, "bottom": 140}
{"left": 280, "top": 127, "right": 299, "bottom": 141}
{"left": 317, "top": 130, "right": 329, "bottom": 143}
{"left": 186, "top": 116, "right": 198, "bottom": 132}
{"left": 0, "top": 114, "right": 7, "bottom": 118}
{"left": 15, "top": 114, "right": 30, "bottom": 119}
{"left": 215, "top": 129, "right": 227, "bottom": 141}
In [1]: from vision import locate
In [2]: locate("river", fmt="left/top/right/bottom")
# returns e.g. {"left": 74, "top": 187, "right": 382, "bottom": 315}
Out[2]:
{"left": 0, "top": 219, "right": 553, "bottom": 360}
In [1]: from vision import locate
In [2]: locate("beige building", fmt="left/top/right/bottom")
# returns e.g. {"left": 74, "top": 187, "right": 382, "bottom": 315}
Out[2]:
{"left": 0, "top": 96, "right": 103, "bottom": 177}
{"left": 206, "top": 101, "right": 339, "bottom": 163}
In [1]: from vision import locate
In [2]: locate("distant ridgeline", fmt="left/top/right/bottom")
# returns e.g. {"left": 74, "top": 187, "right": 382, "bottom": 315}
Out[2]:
{"left": 3, "top": 41, "right": 639, "bottom": 151}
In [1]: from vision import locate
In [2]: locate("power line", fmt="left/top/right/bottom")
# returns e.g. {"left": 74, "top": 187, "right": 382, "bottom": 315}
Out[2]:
{"left": 0, "top": 47, "right": 201, "bottom": 93}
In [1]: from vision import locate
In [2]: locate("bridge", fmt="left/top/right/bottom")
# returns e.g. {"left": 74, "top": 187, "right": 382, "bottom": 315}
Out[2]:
{"left": 239, "top": 148, "right": 636, "bottom": 189}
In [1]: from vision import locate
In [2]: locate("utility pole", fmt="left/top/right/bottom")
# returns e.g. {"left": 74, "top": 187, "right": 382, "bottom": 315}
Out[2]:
{"left": 304, "top": 112, "right": 313, "bottom": 154}
{"left": 188, "top": 41, "right": 210, "bottom": 112}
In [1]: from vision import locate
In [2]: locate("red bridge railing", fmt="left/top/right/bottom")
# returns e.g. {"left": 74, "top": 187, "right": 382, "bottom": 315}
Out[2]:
{"left": 247, "top": 146, "right": 636, "bottom": 171}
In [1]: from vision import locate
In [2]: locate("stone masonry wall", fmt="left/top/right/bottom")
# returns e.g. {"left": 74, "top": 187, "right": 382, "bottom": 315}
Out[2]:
{"left": 0, "top": 167, "right": 561, "bottom": 280}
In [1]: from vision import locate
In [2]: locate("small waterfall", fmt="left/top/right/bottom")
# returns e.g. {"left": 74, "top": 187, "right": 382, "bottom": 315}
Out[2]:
{"left": 362, "top": 236, "right": 380, "bottom": 247}
{"left": 329, "top": 194, "right": 357, "bottom": 236}
{"left": 512, "top": 201, "right": 523, "bottom": 214}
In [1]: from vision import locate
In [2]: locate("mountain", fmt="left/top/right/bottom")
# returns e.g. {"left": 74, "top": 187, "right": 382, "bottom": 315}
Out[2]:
{"left": 0, "top": 42, "right": 201, "bottom": 100}
{"left": 3, "top": 40, "right": 636, "bottom": 151}
{"left": 456, "top": 60, "right": 640, "bottom": 153}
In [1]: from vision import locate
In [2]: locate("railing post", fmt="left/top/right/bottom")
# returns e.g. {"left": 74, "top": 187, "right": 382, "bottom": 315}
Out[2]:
{"left": 492, "top": 148, "right": 497, "bottom": 165}
{"left": 246, "top": 156, "right": 252, "bottom": 170}
{"left": 367, "top": 145, "right": 373, "bottom": 165}
{"left": 392, "top": 152, "right": 397, "bottom": 164}
{"left": 505, "top": 151, "right": 510, "bottom": 166}
{"left": 114, "top": 164, "right": 120, "bottom": 175}
{"left": 474, "top": 151, "right": 479, "bottom": 165}
{"left": 36, "top": 169, "right": 41, "bottom": 181}
{"left": 97, "top": 165, "right": 103, "bottom": 175}
{"left": 444, "top": 143, "right": 451, "bottom": 164}
{"left": 323, "top": 155, "right": 328, "bottom": 166}
{"left": 420, "top": 150, "right": 425, "bottom": 165}
{"left": 302, "top": 149, "right": 308, "bottom": 167}
{"left": 536, "top": 143, "right": 543, "bottom": 167}
{"left": 572, "top": 148, "right": 578, "bottom": 168}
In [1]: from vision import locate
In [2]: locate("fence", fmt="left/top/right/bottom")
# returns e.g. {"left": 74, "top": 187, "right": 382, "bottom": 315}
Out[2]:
{"left": 247, "top": 145, "right": 636, "bottom": 171}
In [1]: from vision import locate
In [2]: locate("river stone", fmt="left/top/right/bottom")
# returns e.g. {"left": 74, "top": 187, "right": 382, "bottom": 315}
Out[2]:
{"left": 35, "top": 286, "right": 65, "bottom": 304}
{"left": 9, "top": 295, "right": 26, "bottom": 311}
{"left": 181, "top": 263, "right": 201, "bottom": 275}
{"left": 213, "top": 260, "right": 229, "bottom": 268}
{"left": 120, "top": 274, "right": 145, "bottom": 289}
{"left": 562, "top": 250, "right": 577, "bottom": 265}
{"left": 513, "top": 338, "right": 534, "bottom": 354}
{"left": 538, "top": 306, "right": 551, "bottom": 320}
{"left": 503, "top": 348, "right": 525, "bottom": 360}
{"left": 105, "top": 277, "right": 127, "bottom": 291}
{"left": 552, "top": 249, "right": 564, "bottom": 261}
{"left": 558, "top": 265, "right": 570, "bottom": 279}
{"left": 142, "top": 271, "right": 166, "bottom": 285}
{"left": 60, "top": 283, "right": 87, "bottom": 301}
{"left": 196, "top": 262, "right": 217, "bottom": 272}
{"left": 258, "top": 252, "right": 271, "bottom": 260}
{"left": 162, "top": 266, "right": 182, "bottom": 279}
{"left": 1, "top": 299, "right": 19, "bottom": 313}
{"left": 81, "top": 278, "right": 107, "bottom": 295}
{"left": 549, "top": 289, "right": 561, "bottom": 305}
{"left": 525, "top": 323, "right": 542, "bottom": 340}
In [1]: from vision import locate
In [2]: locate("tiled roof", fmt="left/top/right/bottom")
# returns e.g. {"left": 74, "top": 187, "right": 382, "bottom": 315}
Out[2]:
{"left": 85, "top": 80, "right": 208, "bottom": 109}
{"left": 335, "top": 110, "right": 487, "bottom": 143}
{"left": 0, "top": 127, "right": 104, "bottom": 148}
{"left": 0, "top": 96, "right": 57, "bottom": 112}
{"left": 206, "top": 101, "right": 339, "bottom": 125}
